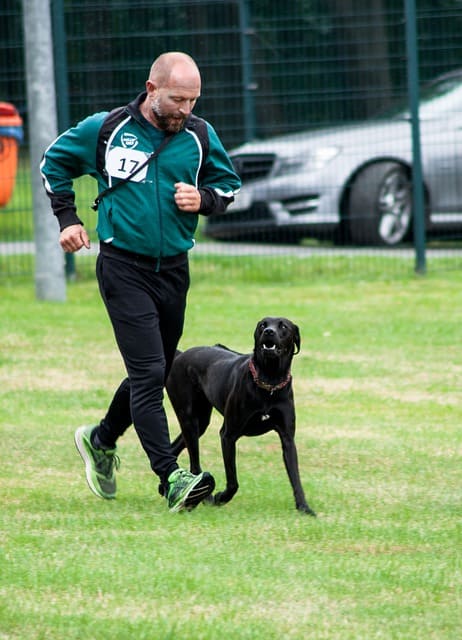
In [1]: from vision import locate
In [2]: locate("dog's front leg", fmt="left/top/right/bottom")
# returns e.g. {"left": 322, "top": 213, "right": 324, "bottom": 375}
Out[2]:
{"left": 213, "top": 425, "right": 239, "bottom": 505}
{"left": 280, "top": 433, "right": 316, "bottom": 515}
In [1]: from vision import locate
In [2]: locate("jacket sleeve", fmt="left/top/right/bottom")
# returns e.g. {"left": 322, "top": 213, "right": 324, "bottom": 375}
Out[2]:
{"left": 197, "top": 123, "right": 241, "bottom": 216}
{"left": 40, "top": 113, "right": 106, "bottom": 230}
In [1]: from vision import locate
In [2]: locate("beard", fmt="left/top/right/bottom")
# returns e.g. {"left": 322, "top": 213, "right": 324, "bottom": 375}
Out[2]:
{"left": 150, "top": 97, "right": 186, "bottom": 133}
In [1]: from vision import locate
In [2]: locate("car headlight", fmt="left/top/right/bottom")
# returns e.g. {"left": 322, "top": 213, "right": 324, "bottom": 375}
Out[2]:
{"left": 275, "top": 146, "right": 341, "bottom": 176}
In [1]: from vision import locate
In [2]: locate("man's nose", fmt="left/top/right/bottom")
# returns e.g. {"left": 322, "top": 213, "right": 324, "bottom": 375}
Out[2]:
{"left": 179, "top": 102, "right": 193, "bottom": 115}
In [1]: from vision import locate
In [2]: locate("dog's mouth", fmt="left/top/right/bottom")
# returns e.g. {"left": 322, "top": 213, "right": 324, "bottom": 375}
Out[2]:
{"left": 260, "top": 338, "right": 281, "bottom": 354}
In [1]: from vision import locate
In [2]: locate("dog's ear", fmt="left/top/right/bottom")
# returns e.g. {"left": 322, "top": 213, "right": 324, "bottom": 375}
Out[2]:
{"left": 293, "top": 324, "right": 301, "bottom": 355}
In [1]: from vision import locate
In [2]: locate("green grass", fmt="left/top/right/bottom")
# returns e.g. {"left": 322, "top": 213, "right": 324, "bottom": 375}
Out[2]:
{"left": 1, "top": 258, "right": 461, "bottom": 639}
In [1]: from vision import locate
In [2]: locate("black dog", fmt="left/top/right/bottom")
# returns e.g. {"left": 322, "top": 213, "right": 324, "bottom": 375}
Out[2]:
{"left": 166, "top": 317, "right": 316, "bottom": 515}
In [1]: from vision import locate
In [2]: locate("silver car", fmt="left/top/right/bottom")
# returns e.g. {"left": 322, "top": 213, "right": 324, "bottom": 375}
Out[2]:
{"left": 205, "top": 69, "right": 462, "bottom": 246}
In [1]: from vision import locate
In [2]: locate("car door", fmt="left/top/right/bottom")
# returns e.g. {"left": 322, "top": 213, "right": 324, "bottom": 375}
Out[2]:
{"left": 421, "top": 116, "right": 462, "bottom": 222}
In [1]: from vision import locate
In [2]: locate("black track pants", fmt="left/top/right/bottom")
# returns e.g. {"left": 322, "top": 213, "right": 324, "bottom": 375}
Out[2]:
{"left": 95, "top": 250, "right": 189, "bottom": 483}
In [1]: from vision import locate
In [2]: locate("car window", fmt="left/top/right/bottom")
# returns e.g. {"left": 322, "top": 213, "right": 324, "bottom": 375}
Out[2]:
{"left": 377, "top": 74, "right": 462, "bottom": 121}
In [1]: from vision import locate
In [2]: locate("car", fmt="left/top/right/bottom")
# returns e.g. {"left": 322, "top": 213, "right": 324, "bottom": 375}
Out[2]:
{"left": 205, "top": 69, "right": 462, "bottom": 247}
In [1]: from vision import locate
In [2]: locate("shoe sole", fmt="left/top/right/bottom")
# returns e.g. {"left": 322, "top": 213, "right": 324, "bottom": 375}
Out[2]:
{"left": 74, "top": 426, "right": 116, "bottom": 500}
{"left": 169, "top": 472, "right": 216, "bottom": 513}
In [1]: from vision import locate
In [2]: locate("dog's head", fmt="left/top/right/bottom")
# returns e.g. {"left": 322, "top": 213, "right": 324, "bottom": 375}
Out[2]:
{"left": 253, "top": 317, "right": 300, "bottom": 368}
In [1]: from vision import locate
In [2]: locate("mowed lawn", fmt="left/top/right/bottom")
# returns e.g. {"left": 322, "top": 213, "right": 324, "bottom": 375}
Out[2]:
{"left": 1, "top": 255, "right": 461, "bottom": 640}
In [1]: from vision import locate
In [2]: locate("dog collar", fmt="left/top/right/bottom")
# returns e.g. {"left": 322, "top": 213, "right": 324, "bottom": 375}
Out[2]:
{"left": 248, "top": 358, "right": 292, "bottom": 394}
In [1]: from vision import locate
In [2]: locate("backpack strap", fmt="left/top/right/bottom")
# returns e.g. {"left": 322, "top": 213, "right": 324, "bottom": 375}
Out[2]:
{"left": 185, "top": 114, "right": 209, "bottom": 179}
{"left": 95, "top": 106, "right": 128, "bottom": 179}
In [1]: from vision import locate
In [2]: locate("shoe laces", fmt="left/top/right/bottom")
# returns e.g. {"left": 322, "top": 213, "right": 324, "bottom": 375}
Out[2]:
{"left": 94, "top": 447, "right": 120, "bottom": 477}
{"left": 169, "top": 468, "right": 194, "bottom": 491}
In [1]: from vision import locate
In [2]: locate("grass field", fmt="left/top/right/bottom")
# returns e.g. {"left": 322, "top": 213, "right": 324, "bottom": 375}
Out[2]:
{"left": 1, "top": 257, "right": 461, "bottom": 639}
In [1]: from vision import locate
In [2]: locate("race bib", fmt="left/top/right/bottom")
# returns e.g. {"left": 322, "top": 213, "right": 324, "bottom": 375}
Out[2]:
{"left": 106, "top": 146, "right": 150, "bottom": 183}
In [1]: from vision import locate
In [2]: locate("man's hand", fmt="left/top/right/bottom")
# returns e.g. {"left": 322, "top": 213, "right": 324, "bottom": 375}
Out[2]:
{"left": 60, "top": 224, "right": 90, "bottom": 253}
{"left": 174, "top": 182, "right": 201, "bottom": 212}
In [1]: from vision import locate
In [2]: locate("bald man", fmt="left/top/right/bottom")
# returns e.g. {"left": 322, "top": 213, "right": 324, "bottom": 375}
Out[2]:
{"left": 41, "top": 52, "right": 241, "bottom": 512}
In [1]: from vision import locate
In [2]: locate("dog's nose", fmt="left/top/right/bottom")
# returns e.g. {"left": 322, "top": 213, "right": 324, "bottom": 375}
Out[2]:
{"left": 263, "top": 327, "right": 275, "bottom": 336}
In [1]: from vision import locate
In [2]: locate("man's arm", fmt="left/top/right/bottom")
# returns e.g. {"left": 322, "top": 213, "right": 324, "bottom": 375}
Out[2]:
{"left": 40, "top": 112, "right": 105, "bottom": 231}
{"left": 197, "top": 123, "right": 241, "bottom": 216}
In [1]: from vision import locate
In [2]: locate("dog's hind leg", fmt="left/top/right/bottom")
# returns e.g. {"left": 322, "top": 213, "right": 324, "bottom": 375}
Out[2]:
{"left": 170, "top": 432, "right": 186, "bottom": 458}
{"left": 171, "top": 391, "right": 213, "bottom": 475}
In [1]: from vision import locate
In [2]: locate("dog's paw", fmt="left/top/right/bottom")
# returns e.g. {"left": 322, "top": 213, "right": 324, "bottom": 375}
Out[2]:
{"left": 298, "top": 504, "right": 316, "bottom": 516}
{"left": 212, "top": 491, "right": 227, "bottom": 506}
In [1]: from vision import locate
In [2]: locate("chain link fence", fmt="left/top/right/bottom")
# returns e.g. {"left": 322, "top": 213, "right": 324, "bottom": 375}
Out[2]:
{"left": 2, "top": 0, "right": 462, "bottom": 280}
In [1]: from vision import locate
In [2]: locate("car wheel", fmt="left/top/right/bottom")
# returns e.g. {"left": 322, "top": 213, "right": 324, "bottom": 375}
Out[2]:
{"left": 347, "top": 162, "right": 412, "bottom": 246}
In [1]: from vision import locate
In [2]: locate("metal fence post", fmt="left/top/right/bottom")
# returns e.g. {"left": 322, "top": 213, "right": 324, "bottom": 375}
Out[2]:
{"left": 405, "top": 0, "right": 426, "bottom": 274}
{"left": 238, "top": 0, "right": 256, "bottom": 141}
{"left": 51, "top": 0, "right": 75, "bottom": 281}
{"left": 22, "top": 0, "right": 66, "bottom": 301}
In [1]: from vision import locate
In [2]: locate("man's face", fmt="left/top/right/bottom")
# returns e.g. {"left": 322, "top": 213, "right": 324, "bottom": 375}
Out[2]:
{"left": 149, "top": 85, "right": 200, "bottom": 133}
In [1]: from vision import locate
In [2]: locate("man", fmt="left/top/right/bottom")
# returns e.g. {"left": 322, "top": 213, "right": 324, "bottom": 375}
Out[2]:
{"left": 41, "top": 52, "right": 241, "bottom": 512}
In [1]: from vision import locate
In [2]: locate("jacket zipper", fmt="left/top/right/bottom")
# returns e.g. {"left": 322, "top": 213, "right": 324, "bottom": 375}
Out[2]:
{"left": 154, "top": 158, "right": 162, "bottom": 271}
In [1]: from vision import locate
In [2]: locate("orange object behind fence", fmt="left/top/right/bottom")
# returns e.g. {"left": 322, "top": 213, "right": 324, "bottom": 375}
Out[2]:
{"left": 0, "top": 102, "right": 23, "bottom": 207}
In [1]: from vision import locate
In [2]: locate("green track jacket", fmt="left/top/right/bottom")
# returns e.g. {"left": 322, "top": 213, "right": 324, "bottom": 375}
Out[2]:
{"left": 40, "top": 93, "right": 241, "bottom": 258}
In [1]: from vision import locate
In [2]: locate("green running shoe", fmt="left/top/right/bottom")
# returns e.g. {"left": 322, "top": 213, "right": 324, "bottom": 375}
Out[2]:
{"left": 167, "top": 468, "right": 215, "bottom": 513}
{"left": 74, "top": 425, "right": 120, "bottom": 499}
